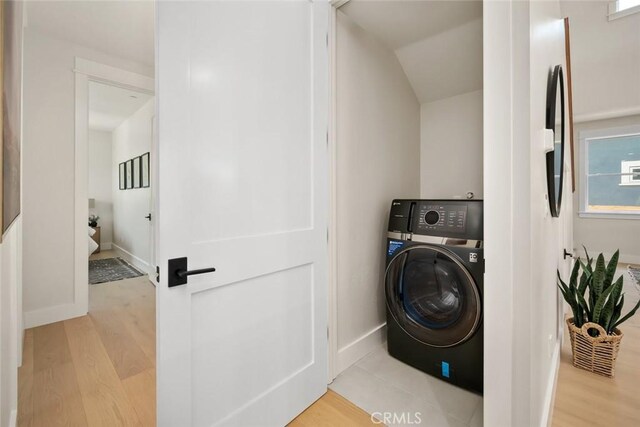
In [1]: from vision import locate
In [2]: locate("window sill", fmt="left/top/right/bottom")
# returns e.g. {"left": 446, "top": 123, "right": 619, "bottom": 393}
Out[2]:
{"left": 608, "top": 4, "right": 640, "bottom": 21}
{"left": 578, "top": 211, "right": 640, "bottom": 220}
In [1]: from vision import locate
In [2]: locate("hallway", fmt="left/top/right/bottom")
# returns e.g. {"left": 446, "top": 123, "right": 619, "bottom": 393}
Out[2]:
{"left": 17, "top": 257, "right": 156, "bottom": 426}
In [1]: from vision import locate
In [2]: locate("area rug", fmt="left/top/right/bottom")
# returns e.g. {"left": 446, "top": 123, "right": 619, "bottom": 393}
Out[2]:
{"left": 89, "top": 257, "right": 144, "bottom": 285}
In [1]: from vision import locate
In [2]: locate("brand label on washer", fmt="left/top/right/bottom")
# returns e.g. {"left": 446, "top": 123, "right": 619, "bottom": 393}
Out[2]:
{"left": 469, "top": 253, "right": 478, "bottom": 263}
{"left": 388, "top": 240, "right": 404, "bottom": 256}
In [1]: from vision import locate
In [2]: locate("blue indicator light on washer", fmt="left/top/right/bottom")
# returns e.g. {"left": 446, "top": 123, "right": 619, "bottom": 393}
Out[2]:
{"left": 441, "top": 361, "right": 450, "bottom": 378}
{"left": 388, "top": 240, "right": 404, "bottom": 256}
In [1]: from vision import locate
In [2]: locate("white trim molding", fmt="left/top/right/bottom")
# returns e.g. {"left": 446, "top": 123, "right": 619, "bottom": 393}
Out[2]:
{"left": 608, "top": 0, "right": 640, "bottom": 21}
{"left": 74, "top": 58, "right": 155, "bottom": 324}
{"left": 327, "top": 3, "right": 339, "bottom": 383}
{"left": 540, "top": 341, "right": 561, "bottom": 427}
{"left": 24, "top": 302, "right": 86, "bottom": 329}
{"left": 336, "top": 324, "right": 387, "bottom": 375}
{"left": 111, "top": 243, "right": 151, "bottom": 276}
{"left": 578, "top": 125, "right": 640, "bottom": 220}
{"left": 573, "top": 106, "right": 640, "bottom": 124}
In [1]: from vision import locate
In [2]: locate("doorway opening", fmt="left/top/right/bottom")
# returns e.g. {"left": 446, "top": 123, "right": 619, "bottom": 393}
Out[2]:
{"left": 327, "top": 0, "right": 484, "bottom": 425}
{"left": 18, "top": 1, "right": 157, "bottom": 425}
{"left": 87, "top": 81, "right": 155, "bottom": 284}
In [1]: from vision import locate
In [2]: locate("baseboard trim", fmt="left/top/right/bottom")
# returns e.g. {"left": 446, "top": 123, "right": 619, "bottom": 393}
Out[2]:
{"left": 24, "top": 302, "right": 87, "bottom": 329}
{"left": 336, "top": 323, "right": 386, "bottom": 375}
{"left": 111, "top": 243, "right": 151, "bottom": 274}
{"left": 541, "top": 341, "right": 561, "bottom": 427}
{"left": 9, "top": 409, "right": 17, "bottom": 427}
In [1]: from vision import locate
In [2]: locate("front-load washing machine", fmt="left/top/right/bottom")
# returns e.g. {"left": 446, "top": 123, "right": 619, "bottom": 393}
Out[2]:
{"left": 385, "top": 199, "right": 483, "bottom": 394}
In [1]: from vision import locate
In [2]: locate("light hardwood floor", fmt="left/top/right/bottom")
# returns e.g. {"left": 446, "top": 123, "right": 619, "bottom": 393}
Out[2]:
{"left": 552, "top": 266, "right": 640, "bottom": 427}
{"left": 289, "top": 390, "right": 377, "bottom": 427}
{"left": 19, "top": 251, "right": 376, "bottom": 426}
{"left": 18, "top": 251, "right": 156, "bottom": 426}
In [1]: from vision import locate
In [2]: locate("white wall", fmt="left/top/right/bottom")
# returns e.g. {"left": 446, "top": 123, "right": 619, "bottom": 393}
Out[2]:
{"left": 112, "top": 99, "right": 154, "bottom": 273}
{"left": 572, "top": 115, "right": 640, "bottom": 264}
{"left": 22, "top": 27, "right": 152, "bottom": 327}
{"left": 420, "top": 89, "right": 483, "bottom": 199}
{"left": 561, "top": 0, "right": 640, "bottom": 120}
{"left": 484, "top": 0, "right": 571, "bottom": 425}
{"left": 0, "top": 221, "right": 21, "bottom": 427}
{"left": 335, "top": 11, "right": 420, "bottom": 374}
{"left": 88, "top": 130, "right": 113, "bottom": 249}
{"left": 528, "top": 1, "right": 572, "bottom": 425}
{"left": 560, "top": 1, "right": 640, "bottom": 263}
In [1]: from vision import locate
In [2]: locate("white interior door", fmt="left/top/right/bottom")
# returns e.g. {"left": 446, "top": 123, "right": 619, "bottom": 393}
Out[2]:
{"left": 156, "top": 2, "right": 329, "bottom": 426}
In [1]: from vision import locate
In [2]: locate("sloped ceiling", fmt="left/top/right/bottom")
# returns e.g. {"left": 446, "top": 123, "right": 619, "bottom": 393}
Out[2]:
{"left": 340, "top": 0, "right": 483, "bottom": 104}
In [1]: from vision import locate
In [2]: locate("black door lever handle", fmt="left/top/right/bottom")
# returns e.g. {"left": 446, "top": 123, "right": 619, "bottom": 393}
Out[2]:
{"left": 176, "top": 267, "right": 216, "bottom": 279}
{"left": 168, "top": 257, "right": 216, "bottom": 287}
{"left": 564, "top": 249, "right": 573, "bottom": 260}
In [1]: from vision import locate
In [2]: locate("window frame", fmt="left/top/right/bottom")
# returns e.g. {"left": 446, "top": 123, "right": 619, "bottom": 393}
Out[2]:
{"left": 579, "top": 125, "right": 640, "bottom": 220}
{"left": 608, "top": 0, "right": 640, "bottom": 21}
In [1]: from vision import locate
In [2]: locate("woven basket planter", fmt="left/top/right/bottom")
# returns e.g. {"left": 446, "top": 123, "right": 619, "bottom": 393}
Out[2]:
{"left": 566, "top": 317, "right": 623, "bottom": 378}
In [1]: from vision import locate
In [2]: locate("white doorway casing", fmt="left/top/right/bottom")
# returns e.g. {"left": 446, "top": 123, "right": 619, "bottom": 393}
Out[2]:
{"left": 74, "top": 58, "right": 154, "bottom": 318}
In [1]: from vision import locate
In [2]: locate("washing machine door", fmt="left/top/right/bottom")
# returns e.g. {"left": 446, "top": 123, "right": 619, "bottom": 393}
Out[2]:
{"left": 385, "top": 245, "right": 481, "bottom": 347}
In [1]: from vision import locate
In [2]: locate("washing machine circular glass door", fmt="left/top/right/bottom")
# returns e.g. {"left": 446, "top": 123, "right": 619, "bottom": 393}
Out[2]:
{"left": 385, "top": 245, "right": 481, "bottom": 347}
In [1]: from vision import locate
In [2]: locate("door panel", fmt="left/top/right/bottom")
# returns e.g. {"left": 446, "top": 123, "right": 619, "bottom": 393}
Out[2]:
{"left": 156, "top": 1, "right": 328, "bottom": 426}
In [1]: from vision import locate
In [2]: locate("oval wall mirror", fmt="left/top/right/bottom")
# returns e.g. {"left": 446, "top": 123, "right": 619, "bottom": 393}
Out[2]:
{"left": 545, "top": 64, "right": 565, "bottom": 217}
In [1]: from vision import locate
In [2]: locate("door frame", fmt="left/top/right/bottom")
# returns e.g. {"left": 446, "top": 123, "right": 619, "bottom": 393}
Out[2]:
{"left": 73, "top": 58, "right": 155, "bottom": 317}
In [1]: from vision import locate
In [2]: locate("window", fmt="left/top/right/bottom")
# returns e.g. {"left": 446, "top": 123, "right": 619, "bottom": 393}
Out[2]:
{"left": 620, "top": 160, "right": 640, "bottom": 186}
{"left": 608, "top": 0, "right": 640, "bottom": 20}
{"left": 580, "top": 126, "right": 640, "bottom": 218}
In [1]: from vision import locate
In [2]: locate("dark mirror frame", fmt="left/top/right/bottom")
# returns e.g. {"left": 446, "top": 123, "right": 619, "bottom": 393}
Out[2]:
{"left": 545, "top": 64, "right": 565, "bottom": 218}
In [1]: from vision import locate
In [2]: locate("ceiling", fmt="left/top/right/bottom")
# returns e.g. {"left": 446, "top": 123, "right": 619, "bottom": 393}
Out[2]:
{"left": 340, "top": 0, "right": 482, "bottom": 50}
{"left": 340, "top": 0, "right": 483, "bottom": 103}
{"left": 89, "top": 81, "right": 152, "bottom": 132}
{"left": 25, "top": 0, "right": 155, "bottom": 68}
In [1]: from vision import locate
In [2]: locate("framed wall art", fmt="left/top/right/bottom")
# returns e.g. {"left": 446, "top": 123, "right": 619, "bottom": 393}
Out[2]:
{"left": 141, "top": 152, "right": 150, "bottom": 188}
{"left": 119, "top": 162, "right": 126, "bottom": 190}
{"left": 133, "top": 156, "right": 142, "bottom": 188}
{"left": 126, "top": 159, "right": 133, "bottom": 189}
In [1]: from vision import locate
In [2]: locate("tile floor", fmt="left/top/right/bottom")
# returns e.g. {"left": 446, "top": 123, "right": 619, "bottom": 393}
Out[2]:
{"left": 330, "top": 344, "right": 483, "bottom": 427}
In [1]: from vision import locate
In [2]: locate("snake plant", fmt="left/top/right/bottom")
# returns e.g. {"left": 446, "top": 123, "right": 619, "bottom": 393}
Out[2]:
{"left": 557, "top": 248, "right": 640, "bottom": 335}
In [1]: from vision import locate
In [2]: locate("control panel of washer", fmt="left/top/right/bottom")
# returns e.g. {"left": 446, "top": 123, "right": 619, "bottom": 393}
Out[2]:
{"left": 415, "top": 203, "right": 468, "bottom": 233}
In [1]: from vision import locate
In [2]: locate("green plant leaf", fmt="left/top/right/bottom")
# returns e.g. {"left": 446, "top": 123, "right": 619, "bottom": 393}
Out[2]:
{"left": 583, "top": 246, "right": 594, "bottom": 273}
{"left": 603, "top": 250, "right": 619, "bottom": 290}
{"left": 570, "top": 259, "right": 580, "bottom": 288}
{"left": 610, "top": 273, "right": 623, "bottom": 307}
{"left": 576, "top": 290, "right": 591, "bottom": 325}
{"left": 608, "top": 295, "right": 624, "bottom": 333}
{"left": 613, "top": 299, "right": 640, "bottom": 329}
{"left": 592, "top": 254, "right": 606, "bottom": 300}
{"left": 600, "top": 277, "right": 621, "bottom": 332}
{"left": 558, "top": 272, "right": 582, "bottom": 325}
{"left": 592, "top": 280, "right": 617, "bottom": 325}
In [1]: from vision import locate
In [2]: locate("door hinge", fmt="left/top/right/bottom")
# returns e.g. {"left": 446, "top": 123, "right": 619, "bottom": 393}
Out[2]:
{"left": 155, "top": 265, "right": 160, "bottom": 283}
{"left": 326, "top": 32, "right": 328, "bottom": 47}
